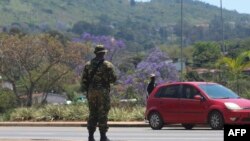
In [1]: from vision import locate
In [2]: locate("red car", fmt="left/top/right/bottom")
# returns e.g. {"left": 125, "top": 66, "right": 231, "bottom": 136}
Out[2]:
{"left": 145, "top": 82, "right": 250, "bottom": 130}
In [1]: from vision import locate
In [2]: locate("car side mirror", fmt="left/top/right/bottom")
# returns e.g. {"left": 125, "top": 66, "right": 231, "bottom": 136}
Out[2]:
{"left": 194, "top": 95, "right": 203, "bottom": 101}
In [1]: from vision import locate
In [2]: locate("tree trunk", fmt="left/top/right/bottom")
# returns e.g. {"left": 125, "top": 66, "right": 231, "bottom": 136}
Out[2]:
{"left": 41, "top": 92, "right": 49, "bottom": 105}
{"left": 11, "top": 81, "right": 21, "bottom": 106}
{"left": 26, "top": 84, "right": 35, "bottom": 107}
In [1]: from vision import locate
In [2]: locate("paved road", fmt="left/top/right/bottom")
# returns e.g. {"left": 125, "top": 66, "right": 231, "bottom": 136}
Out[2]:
{"left": 0, "top": 126, "right": 223, "bottom": 141}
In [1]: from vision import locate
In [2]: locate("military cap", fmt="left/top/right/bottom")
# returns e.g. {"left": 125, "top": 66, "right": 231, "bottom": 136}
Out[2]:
{"left": 94, "top": 44, "right": 108, "bottom": 54}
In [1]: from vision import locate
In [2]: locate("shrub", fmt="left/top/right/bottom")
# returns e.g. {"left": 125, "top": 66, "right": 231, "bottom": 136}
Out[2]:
{"left": 0, "top": 89, "right": 17, "bottom": 113}
{"left": 242, "top": 90, "right": 250, "bottom": 99}
{"left": 109, "top": 106, "right": 144, "bottom": 121}
{"left": 226, "top": 79, "right": 250, "bottom": 97}
{"left": 64, "top": 84, "right": 81, "bottom": 101}
{"left": 10, "top": 107, "right": 35, "bottom": 121}
{"left": 9, "top": 104, "right": 145, "bottom": 121}
{"left": 61, "top": 103, "right": 88, "bottom": 121}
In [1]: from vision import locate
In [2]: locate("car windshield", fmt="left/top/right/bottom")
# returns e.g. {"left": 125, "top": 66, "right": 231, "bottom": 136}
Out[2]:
{"left": 198, "top": 84, "right": 240, "bottom": 99}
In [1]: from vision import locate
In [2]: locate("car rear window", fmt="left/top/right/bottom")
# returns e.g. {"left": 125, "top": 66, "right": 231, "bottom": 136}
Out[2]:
{"left": 155, "top": 85, "right": 180, "bottom": 98}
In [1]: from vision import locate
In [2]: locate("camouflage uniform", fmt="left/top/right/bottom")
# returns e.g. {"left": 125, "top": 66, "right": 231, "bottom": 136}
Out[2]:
{"left": 81, "top": 57, "right": 117, "bottom": 134}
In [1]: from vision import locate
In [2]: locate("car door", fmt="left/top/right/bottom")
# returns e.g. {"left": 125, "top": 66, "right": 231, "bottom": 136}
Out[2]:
{"left": 179, "top": 84, "right": 208, "bottom": 123}
{"left": 155, "top": 84, "right": 181, "bottom": 123}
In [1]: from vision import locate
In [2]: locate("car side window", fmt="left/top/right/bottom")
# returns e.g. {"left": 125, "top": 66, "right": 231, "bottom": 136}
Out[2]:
{"left": 155, "top": 85, "right": 180, "bottom": 98}
{"left": 181, "top": 85, "right": 201, "bottom": 99}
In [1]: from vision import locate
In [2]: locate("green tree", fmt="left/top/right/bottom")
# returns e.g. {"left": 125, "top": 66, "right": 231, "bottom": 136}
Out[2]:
{"left": 226, "top": 38, "right": 250, "bottom": 58}
{"left": 0, "top": 34, "right": 88, "bottom": 107}
{"left": 193, "top": 42, "right": 222, "bottom": 68}
{"left": 160, "top": 45, "right": 193, "bottom": 65}
{"left": 185, "top": 71, "right": 204, "bottom": 81}
{"left": 216, "top": 51, "right": 250, "bottom": 93}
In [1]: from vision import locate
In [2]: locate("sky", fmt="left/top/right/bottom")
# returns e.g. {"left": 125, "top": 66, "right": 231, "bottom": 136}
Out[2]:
{"left": 198, "top": 0, "right": 250, "bottom": 14}
{"left": 135, "top": 0, "right": 250, "bottom": 14}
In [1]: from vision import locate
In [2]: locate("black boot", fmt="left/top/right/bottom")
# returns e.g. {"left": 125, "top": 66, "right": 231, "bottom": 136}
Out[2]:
{"left": 88, "top": 131, "right": 95, "bottom": 141}
{"left": 100, "top": 132, "right": 110, "bottom": 141}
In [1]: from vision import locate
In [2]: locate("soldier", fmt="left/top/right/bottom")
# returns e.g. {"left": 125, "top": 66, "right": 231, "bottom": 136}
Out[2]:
{"left": 81, "top": 45, "right": 117, "bottom": 141}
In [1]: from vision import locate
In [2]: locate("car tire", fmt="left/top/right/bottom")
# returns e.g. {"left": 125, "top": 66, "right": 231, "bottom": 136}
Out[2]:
{"left": 208, "top": 111, "right": 224, "bottom": 130}
{"left": 182, "top": 124, "right": 195, "bottom": 130}
{"left": 148, "top": 112, "right": 164, "bottom": 130}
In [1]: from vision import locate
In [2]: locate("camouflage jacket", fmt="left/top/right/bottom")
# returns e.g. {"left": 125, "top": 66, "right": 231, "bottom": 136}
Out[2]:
{"left": 81, "top": 58, "right": 117, "bottom": 91}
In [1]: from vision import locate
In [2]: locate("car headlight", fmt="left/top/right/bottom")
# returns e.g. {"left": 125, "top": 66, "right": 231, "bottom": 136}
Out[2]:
{"left": 224, "top": 102, "right": 242, "bottom": 110}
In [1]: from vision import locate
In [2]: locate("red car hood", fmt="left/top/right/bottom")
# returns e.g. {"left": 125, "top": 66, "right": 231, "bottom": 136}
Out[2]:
{"left": 215, "top": 98, "right": 250, "bottom": 108}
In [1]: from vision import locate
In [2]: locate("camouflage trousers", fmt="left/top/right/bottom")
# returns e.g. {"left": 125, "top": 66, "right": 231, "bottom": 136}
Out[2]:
{"left": 87, "top": 88, "right": 111, "bottom": 133}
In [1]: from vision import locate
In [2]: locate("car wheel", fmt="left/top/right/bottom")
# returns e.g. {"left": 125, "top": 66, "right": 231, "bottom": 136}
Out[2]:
{"left": 148, "top": 112, "right": 164, "bottom": 130}
{"left": 208, "top": 111, "right": 224, "bottom": 130}
{"left": 182, "top": 124, "right": 195, "bottom": 130}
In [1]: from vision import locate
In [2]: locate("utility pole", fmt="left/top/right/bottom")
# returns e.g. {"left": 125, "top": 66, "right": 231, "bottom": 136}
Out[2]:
{"left": 220, "top": 0, "right": 225, "bottom": 54}
{"left": 180, "top": 0, "right": 184, "bottom": 81}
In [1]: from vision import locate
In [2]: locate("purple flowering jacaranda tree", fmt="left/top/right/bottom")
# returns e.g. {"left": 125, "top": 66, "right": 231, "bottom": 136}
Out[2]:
{"left": 73, "top": 32, "right": 126, "bottom": 62}
{"left": 122, "top": 47, "right": 179, "bottom": 104}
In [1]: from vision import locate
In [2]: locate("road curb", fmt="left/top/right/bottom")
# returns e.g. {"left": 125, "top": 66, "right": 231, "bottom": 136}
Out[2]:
{"left": 0, "top": 121, "right": 149, "bottom": 127}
